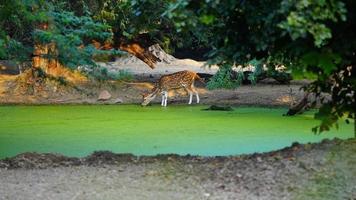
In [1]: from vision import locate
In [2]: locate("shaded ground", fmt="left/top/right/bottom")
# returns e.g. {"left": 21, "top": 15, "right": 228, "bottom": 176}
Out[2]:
{"left": 0, "top": 138, "right": 355, "bottom": 200}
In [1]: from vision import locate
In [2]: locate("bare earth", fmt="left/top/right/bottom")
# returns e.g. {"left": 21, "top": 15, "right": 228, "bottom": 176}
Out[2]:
{"left": 0, "top": 57, "right": 308, "bottom": 106}
{"left": 0, "top": 139, "right": 355, "bottom": 200}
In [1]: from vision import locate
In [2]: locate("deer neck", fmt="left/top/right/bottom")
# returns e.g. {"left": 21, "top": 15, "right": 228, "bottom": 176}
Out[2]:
{"left": 150, "top": 86, "right": 160, "bottom": 96}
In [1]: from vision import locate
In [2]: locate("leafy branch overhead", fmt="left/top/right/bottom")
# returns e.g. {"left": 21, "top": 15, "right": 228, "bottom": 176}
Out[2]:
{"left": 163, "top": 0, "right": 355, "bottom": 133}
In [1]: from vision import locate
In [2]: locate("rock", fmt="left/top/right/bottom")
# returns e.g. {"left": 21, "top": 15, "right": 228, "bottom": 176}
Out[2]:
{"left": 42, "top": 94, "right": 49, "bottom": 99}
{"left": 0, "top": 60, "right": 20, "bottom": 75}
{"left": 114, "top": 98, "right": 123, "bottom": 104}
{"left": 98, "top": 90, "right": 111, "bottom": 101}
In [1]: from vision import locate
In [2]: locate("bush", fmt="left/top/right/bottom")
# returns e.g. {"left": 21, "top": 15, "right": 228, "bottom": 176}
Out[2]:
{"left": 89, "top": 66, "right": 133, "bottom": 81}
{"left": 111, "top": 69, "right": 133, "bottom": 81}
{"left": 269, "top": 71, "right": 292, "bottom": 84}
{"left": 207, "top": 64, "right": 242, "bottom": 90}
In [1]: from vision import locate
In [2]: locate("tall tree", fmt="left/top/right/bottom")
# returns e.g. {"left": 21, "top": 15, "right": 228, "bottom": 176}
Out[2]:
{"left": 0, "top": 0, "right": 117, "bottom": 80}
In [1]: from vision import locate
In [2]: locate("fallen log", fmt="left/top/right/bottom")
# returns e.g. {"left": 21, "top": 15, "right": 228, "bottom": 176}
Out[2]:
{"left": 284, "top": 93, "right": 310, "bottom": 116}
{"left": 203, "top": 105, "right": 234, "bottom": 111}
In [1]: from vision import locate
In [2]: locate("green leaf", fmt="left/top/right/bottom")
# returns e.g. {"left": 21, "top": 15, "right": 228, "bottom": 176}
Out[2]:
{"left": 199, "top": 14, "right": 215, "bottom": 25}
{"left": 301, "top": 52, "right": 319, "bottom": 66}
{"left": 318, "top": 53, "right": 336, "bottom": 75}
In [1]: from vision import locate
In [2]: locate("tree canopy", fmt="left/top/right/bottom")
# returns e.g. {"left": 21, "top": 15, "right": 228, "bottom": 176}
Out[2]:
{"left": 163, "top": 0, "right": 355, "bottom": 132}
{"left": 0, "top": 0, "right": 124, "bottom": 76}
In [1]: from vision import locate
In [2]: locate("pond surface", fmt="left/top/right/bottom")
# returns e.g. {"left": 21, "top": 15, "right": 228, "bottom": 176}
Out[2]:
{"left": 0, "top": 105, "right": 353, "bottom": 158}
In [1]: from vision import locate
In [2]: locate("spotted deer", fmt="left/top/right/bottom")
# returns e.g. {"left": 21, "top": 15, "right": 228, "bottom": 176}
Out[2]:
{"left": 141, "top": 70, "right": 204, "bottom": 106}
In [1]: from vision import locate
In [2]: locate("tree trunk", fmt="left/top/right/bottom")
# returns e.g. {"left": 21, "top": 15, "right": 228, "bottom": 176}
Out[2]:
{"left": 92, "top": 38, "right": 162, "bottom": 69}
{"left": 32, "top": 23, "right": 48, "bottom": 70}
{"left": 118, "top": 42, "right": 161, "bottom": 69}
{"left": 32, "top": 23, "right": 86, "bottom": 83}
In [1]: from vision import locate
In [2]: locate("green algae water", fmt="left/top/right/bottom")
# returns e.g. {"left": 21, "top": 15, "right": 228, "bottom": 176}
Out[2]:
{"left": 0, "top": 105, "right": 353, "bottom": 158}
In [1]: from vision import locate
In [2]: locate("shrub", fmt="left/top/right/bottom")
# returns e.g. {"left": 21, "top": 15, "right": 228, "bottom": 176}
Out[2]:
{"left": 111, "top": 69, "right": 133, "bottom": 81}
{"left": 89, "top": 66, "right": 133, "bottom": 81}
{"left": 207, "top": 64, "right": 242, "bottom": 90}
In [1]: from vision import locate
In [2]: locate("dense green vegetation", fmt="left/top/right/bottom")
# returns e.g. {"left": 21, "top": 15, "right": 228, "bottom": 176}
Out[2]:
{"left": 0, "top": 0, "right": 354, "bottom": 133}
{"left": 164, "top": 0, "right": 355, "bottom": 132}
{"left": 0, "top": 105, "right": 353, "bottom": 158}
{"left": 0, "top": 0, "right": 117, "bottom": 66}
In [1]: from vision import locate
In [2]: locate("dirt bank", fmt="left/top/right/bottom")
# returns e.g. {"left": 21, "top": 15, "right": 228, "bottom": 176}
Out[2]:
{"left": 0, "top": 56, "right": 311, "bottom": 106}
{"left": 0, "top": 73, "right": 307, "bottom": 107}
{"left": 0, "top": 138, "right": 355, "bottom": 200}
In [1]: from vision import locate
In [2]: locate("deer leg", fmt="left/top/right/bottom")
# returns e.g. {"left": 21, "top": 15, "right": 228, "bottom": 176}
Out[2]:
{"left": 183, "top": 86, "right": 193, "bottom": 105}
{"left": 188, "top": 91, "right": 193, "bottom": 104}
{"left": 191, "top": 85, "right": 200, "bottom": 103}
{"left": 161, "top": 92, "right": 165, "bottom": 106}
{"left": 164, "top": 91, "right": 168, "bottom": 107}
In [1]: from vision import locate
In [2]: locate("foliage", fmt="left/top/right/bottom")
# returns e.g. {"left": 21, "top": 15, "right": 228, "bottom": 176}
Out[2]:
{"left": 278, "top": 0, "right": 347, "bottom": 47}
{"left": 165, "top": 0, "right": 355, "bottom": 133}
{"left": 88, "top": 66, "right": 133, "bottom": 81}
{"left": 0, "top": 0, "right": 123, "bottom": 70}
{"left": 111, "top": 69, "right": 133, "bottom": 81}
{"left": 270, "top": 71, "right": 292, "bottom": 84}
{"left": 207, "top": 64, "right": 242, "bottom": 90}
{"left": 88, "top": 0, "right": 164, "bottom": 38}
{"left": 0, "top": 0, "right": 39, "bottom": 62}
{"left": 32, "top": 10, "right": 123, "bottom": 69}
{"left": 246, "top": 59, "right": 263, "bottom": 85}
{"left": 92, "top": 0, "right": 206, "bottom": 53}
{"left": 0, "top": 39, "right": 5, "bottom": 58}
{"left": 0, "top": 0, "right": 205, "bottom": 69}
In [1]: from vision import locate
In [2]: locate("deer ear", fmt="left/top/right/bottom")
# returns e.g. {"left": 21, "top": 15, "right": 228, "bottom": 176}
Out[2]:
{"left": 142, "top": 90, "right": 150, "bottom": 96}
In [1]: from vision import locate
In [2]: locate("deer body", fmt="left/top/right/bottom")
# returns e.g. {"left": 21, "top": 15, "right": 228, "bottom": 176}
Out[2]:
{"left": 142, "top": 70, "right": 203, "bottom": 106}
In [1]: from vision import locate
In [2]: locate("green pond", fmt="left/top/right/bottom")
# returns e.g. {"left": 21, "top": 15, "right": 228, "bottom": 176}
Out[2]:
{"left": 0, "top": 105, "right": 353, "bottom": 159}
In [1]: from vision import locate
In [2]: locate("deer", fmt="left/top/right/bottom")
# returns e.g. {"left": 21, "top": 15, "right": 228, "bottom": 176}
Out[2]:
{"left": 141, "top": 70, "right": 204, "bottom": 107}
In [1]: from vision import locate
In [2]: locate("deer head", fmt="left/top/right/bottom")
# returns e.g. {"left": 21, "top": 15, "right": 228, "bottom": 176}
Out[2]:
{"left": 141, "top": 91, "right": 157, "bottom": 106}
